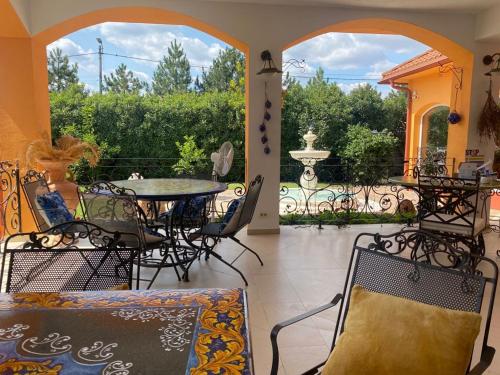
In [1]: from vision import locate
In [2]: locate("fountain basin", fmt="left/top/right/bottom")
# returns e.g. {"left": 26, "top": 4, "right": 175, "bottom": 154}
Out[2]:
{"left": 289, "top": 150, "right": 331, "bottom": 161}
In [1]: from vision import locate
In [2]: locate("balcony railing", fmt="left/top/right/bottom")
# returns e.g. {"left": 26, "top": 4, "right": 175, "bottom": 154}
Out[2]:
{"left": 0, "top": 156, "right": 460, "bottom": 242}
{"left": 0, "top": 161, "right": 21, "bottom": 241}
{"left": 279, "top": 156, "right": 456, "bottom": 227}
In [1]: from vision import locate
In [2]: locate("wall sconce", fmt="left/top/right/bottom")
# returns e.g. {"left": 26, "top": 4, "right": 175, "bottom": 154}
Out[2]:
{"left": 483, "top": 53, "right": 500, "bottom": 76}
{"left": 257, "top": 50, "right": 282, "bottom": 75}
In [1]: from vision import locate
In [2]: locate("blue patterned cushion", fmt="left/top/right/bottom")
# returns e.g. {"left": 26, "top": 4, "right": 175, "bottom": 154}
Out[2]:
{"left": 221, "top": 197, "right": 245, "bottom": 230}
{"left": 36, "top": 191, "right": 73, "bottom": 226}
{"left": 160, "top": 196, "right": 208, "bottom": 220}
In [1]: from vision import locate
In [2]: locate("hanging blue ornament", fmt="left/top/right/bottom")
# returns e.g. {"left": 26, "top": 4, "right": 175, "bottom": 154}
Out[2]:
{"left": 264, "top": 146, "right": 271, "bottom": 154}
{"left": 259, "top": 123, "right": 266, "bottom": 132}
{"left": 447, "top": 111, "right": 461, "bottom": 124}
{"left": 264, "top": 112, "right": 271, "bottom": 121}
{"left": 261, "top": 135, "right": 268, "bottom": 144}
{"left": 265, "top": 100, "right": 272, "bottom": 109}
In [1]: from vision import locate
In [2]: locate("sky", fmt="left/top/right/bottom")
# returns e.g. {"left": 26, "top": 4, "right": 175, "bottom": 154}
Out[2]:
{"left": 47, "top": 22, "right": 430, "bottom": 96}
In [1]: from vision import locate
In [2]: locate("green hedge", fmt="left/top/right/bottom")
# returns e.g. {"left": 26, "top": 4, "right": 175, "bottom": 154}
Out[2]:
{"left": 50, "top": 90, "right": 246, "bottom": 182}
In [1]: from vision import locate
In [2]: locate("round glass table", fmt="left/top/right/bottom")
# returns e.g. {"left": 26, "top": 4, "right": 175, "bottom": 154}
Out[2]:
{"left": 111, "top": 178, "right": 227, "bottom": 201}
{"left": 111, "top": 178, "right": 228, "bottom": 288}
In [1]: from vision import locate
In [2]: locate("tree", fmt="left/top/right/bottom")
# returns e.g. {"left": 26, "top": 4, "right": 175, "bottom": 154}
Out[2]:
{"left": 104, "top": 63, "right": 146, "bottom": 94}
{"left": 152, "top": 40, "right": 191, "bottom": 95}
{"left": 308, "top": 67, "right": 326, "bottom": 86}
{"left": 427, "top": 107, "right": 449, "bottom": 149}
{"left": 340, "top": 125, "right": 398, "bottom": 183}
{"left": 347, "top": 84, "right": 386, "bottom": 131}
{"left": 199, "top": 48, "right": 245, "bottom": 92}
{"left": 282, "top": 71, "right": 299, "bottom": 90}
{"left": 48, "top": 47, "right": 79, "bottom": 92}
{"left": 172, "top": 135, "right": 208, "bottom": 176}
{"left": 298, "top": 68, "right": 351, "bottom": 154}
{"left": 383, "top": 90, "right": 408, "bottom": 162}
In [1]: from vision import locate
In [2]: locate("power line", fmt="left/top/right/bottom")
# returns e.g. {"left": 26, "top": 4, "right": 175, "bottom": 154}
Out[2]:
{"left": 68, "top": 50, "right": 211, "bottom": 70}
{"left": 66, "top": 47, "right": 382, "bottom": 84}
{"left": 290, "top": 75, "right": 380, "bottom": 81}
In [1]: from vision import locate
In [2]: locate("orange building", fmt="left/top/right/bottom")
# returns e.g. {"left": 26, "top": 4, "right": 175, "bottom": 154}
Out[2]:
{"left": 380, "top": 49, "right": 466, "bottom": 171}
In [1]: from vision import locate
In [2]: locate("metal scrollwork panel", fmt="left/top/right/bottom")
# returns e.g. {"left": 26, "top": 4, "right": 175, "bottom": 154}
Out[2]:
{"left": 0, "top": 160, "right": 21, "bottom": 239}
{"left": 279, "top": 159, "right": 419, "bottom": 226}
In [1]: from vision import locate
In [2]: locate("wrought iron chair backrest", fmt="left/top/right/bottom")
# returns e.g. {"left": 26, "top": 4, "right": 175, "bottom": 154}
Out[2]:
{"left": 1, "top": 221, "right": 140, "bottom": 292}
{"left": 417, "top": 172, "right": 483, "bottom": 236}
{"left": 78, "top": 181, "right": 146, "bottom": 247}
{"left": 332, "top": 230, "right": 498, "bottom": 368}
{"left": 230, "top": 175, "right": 264, "bottom": 233}
{"left": 21, "top": 170, "right": 51, "bottom": 231}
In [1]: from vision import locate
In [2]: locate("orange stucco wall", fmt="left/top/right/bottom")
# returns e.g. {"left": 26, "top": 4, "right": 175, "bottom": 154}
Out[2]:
{"left": 402, "top": 64, "right": 467, "bottom": 173}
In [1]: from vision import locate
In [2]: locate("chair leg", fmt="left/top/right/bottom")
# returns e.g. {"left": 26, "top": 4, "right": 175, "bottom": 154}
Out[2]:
{"left": 205, "top": 246, "right": 249, "bottom": 286}
{"left": 230, "top": 236, "right": 264, "bottom": 266}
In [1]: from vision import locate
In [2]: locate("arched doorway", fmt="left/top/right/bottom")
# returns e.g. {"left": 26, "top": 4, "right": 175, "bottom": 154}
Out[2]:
{"left": 283, "top": 18, "right": 474, "bottom": 167}
{"left": 419, "top": 105, "right": 450, "bottom": 160}
{"left": 30, "top": 6, "right": 249, "bottom": 165}
{"left": 278, "top": 18, "right": 473, "bottom": 224}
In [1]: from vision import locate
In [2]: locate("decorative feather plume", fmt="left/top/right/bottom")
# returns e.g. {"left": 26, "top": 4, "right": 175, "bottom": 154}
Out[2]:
{"left": 26, "top": 133, "right": 99, "bottom": 168}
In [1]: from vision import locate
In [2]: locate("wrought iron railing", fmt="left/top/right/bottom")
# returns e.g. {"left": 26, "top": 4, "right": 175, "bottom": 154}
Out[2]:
{"left": 0, "top": 156, "right": 460, "bottom": 238}
{"left": 80, "top": 157, "right": 246, "bottom": 185}
{"left": 81, "top": 156, "right": 457, "bottom": 225}
{"left": 0, "top": 161, "right": 21, "bottom": 241}
{"left": 279, "top": 157, "right": 456, "bottom": 226}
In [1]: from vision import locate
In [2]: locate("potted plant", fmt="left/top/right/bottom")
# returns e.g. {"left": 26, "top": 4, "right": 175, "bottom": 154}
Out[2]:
{"left": 26, "top": 134, "right": 99, "bottom": 210}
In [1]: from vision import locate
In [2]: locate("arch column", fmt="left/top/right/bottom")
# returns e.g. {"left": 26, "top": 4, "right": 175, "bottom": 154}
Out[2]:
{"left": 245, "top": 46, "right": 282, "bottom": 234}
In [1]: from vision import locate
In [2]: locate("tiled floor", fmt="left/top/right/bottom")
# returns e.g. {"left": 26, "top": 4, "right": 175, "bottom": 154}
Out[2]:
{"left": 138, "top": 224, "right": 500, "bottom": 375}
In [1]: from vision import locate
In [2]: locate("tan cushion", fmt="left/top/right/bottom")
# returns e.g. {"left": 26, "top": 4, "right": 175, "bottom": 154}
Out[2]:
{"left": 322, "top": 285, "right": 481, "bottom": 375}
{"left": 420, "top": 213, "right": 486, "bottom": 236}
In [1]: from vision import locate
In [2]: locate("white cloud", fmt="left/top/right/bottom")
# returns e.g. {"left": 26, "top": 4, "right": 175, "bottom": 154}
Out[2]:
{"left": 337, "top": 81, "right": 370, "bottom": 93}
{"left": 366, "top": 59, "right": 398, "bottom": 78}
{"left": 47, "top": 38, "right": 98, "bottom": 75}
{"left": 132, "top": 70, "right": 150, "bottom": 82}
{"left": 95, "top": 22, "right": 226, "bottom": 69}
{"left": 284, "top": 32, "right": 427, "bottom": 72}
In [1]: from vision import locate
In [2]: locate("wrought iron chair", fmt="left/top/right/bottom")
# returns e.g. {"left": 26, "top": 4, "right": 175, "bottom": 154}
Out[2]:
{"left": 417, "top": 172, "right": 487, "bottom": 257}
{"left": 186, "top": 175, "right": 265, "bottom": 285}
{"left": 270, "top": 229, "right": 498, "bottom": 375}
{"left": 1, "top": 221, "right": 140, "bottom": 292}
{"left": 20, "top": 170, "right": 52, "bottom": 231}
{"left": 78, "top": 181, "right": 181, "bottom": 287}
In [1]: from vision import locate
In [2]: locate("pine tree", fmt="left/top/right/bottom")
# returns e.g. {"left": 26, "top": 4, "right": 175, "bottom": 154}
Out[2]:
{"left": 199, "top": 48, "right": 245, "bottom": 92}
{"left": 152, "top": 40, "right": 191, "bottom": 95}
{"left": 308, "top": 67, "right": 326, "bottom": 87}
{"left": 194, "top": 76, "right": 203, "bottom": 93}
{"left": 103, "top": 63, "right": 146, "bottom": 94}
{"left": 47, "top": 47, "right": 79, "bottom": 92}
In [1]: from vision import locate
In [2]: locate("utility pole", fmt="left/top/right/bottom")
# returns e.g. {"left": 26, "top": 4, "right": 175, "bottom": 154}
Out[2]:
{"left": 97, "top": 38, "right": 103, "bottom": 94}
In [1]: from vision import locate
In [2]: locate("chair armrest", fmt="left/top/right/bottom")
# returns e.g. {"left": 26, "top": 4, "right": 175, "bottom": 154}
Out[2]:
{"left": 468, "top": 346, "right": 495, "bottom": 375}
{"left": 270, "top": 294, "right": 343, "bottom": 375}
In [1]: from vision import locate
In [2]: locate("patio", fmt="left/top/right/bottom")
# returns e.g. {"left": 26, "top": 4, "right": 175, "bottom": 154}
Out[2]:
{"left": 1, "top": 0, "right": 500, "bottom": 374}
{"left": 135, "top": 224, "right": 500, "bottom": 375}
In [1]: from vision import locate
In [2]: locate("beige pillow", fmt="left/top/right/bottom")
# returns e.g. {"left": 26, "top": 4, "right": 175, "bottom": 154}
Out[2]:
{"left": 323, "top": 285, "right": 481, "bottom": 375}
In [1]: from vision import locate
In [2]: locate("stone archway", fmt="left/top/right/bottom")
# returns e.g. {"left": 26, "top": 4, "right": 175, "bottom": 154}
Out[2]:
{"left": 283, "top": 18, "right": 474, "bottom": 167}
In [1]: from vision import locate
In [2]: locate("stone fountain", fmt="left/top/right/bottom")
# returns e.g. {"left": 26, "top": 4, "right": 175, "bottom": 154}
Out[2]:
{"left": 289, "top": 129, "right": 330, "bottom": 193}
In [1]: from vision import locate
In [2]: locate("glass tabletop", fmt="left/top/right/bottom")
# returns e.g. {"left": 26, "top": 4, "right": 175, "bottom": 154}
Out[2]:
{"left": 111, "top": 178, "right": 227, "bottom": 200}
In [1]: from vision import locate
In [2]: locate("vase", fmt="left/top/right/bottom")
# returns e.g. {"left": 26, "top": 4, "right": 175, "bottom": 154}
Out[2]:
{"left": 37, "top": 159, "right": 79, "bottom": 213}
